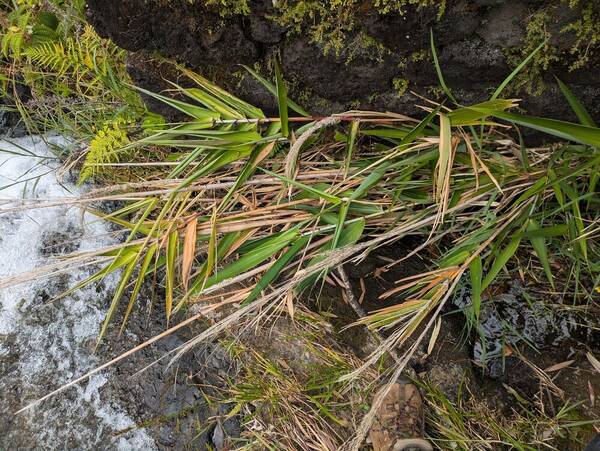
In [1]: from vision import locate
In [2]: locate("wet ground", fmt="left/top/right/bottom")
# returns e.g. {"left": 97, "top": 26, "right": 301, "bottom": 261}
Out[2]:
{"left": 0, "top": 136, "right": 238, "bottom": 450}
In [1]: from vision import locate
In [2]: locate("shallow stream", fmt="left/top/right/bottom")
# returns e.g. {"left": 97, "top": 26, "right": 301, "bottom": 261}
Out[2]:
{"left": 0, "top": 136, "right": 157, "bottom": 449}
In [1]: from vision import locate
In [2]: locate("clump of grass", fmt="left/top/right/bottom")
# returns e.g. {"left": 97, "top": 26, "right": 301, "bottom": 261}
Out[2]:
{"left": 2, "top": 12, "right": 599, "bottom": 449}
{"left": 420, "top": 381, "right": 595, "bottom": 450}
{"left": 221, "top": 312, "right": 379, "bottom": 450}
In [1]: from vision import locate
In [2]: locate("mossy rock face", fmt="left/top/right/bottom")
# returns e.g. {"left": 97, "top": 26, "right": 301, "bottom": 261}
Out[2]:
{"left": 86, "top": 0, "right": 600, "bottom": 129}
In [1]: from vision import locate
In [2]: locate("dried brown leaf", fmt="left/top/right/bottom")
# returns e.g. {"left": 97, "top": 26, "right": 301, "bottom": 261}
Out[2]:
{"left": 182, "top": 217, "right": 198, "bottom": 290}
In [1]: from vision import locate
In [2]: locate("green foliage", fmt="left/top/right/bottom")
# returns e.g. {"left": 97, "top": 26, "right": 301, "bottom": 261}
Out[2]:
{"left": 44, "top": 60, "right": 600, "bottom": 348}
{"left": 506, "top": 1, "right": 600, "bottom": 95}
{"left": 562, "top": 1, "right": 600, "bottom": 71}
{"left": 202, "top": 0, "right": 249, "bottom": 16}
{"left": 374, "top": 0, "right": 445, "bottom": 18}
{"left": 421, "top": 380, "right": 594, "bottom": 450}
{"left": 271, "top": 0, "right": 445, "bottom": 58}
{"left": 224, "top": 320, "right": 378, "bottom": 450}
{"left": 78, "top": 116, "right": 131, "bottom": 185}
{"left": 1, "top": 1, "right": 59, "bottom": 58}
{"left": 344, "top": 31, "right": 390, "bottom": 64}
{"left": 272, "top": 0, "right": 356, "bottom": 57}
{"left": 0, "top": 1, "right": 144, "bottom": 143}
{"left": 505, "top": 9, "right": 559, "bottom": 96}
{"left": 392, "top": 77, "right": 409, "bottom": 96}
{"left": 24, "top": 25, "right": 133, "bottom": 100}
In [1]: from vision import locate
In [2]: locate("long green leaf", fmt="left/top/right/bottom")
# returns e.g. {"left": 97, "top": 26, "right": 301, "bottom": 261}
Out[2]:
{"left": 527, "top": 219, "right": 554, "bottom": 288}
{"left": 181, "top": 66, "right": 265, "bottom": 119}
{"left": 448, "top": 99, "right": 517, "bottom": 127}
{"left": 469, "top": 108, "right": 600, "bottom": 147}
{"left": 298, "top": 218, "right": 365, "bottom": 292}
{"left": 469, "top": 255, "right": 482, "bottom": 323}
{"left": 491, "top": 41, "right": 545, "bottom": 100}
{"left": 482, "top": 235, "right": 523, "bottom": 291}
{"left": 130, "top": 84, "right": 219, "bottom": 121}
{"left": 430, "top": 29, "right": 457, "bottom": 103}
{"left": 120, "top": 244, "right": 158, "bottom": 333}
{"left": 562, "top": 182, "right": 588, "bottom": 262}
{"left": 260, "top": 168, "right": 342, "bottom": 205}
{"left": 97, "top": 251, "right": 140, "bottom": 345}
{"left": 555, "top": 77, "right": 596, "bottom": 127}
{"left": 165, "top": 229, "right": 178, "bottom": 320}
{"left": 242, "top": 235, "right": 310, "bottom": 306}
{"left": 193, "top": 228, "right": 299, "bottom": 294}
{"left": 242, "top": 64, "right": 309, "bottom": 116}
{"left": 175, "top": 84, "right": 242, "bottom": 120}
{"left": 345, "top": 121, "right": 359, "bottom": 176}
{"left": 522, "top": 224, "right": 568, "bottom": 238}
{"left": 350, "top": 106, "right": 442, "bottom": 200}
{"left": 331, "top": 202, "right": 350, "bottom": 251}
{"left": 274, "top": 57, "right": 289, "bottom": 138}
{"left": 219, "top": 132, "right": 280, "bottom": 212}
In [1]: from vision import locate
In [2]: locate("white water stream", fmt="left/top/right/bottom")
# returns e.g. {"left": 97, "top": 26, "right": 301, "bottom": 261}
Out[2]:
{"left": 0, "top": 136, "right": 156, "bottom": 449}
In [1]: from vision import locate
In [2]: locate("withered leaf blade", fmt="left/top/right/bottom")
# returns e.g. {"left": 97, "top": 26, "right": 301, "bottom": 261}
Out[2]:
{"left": 544, "top": 359, "right": 575, "bottom": 373}
{"left": 586, "top": 352, "right": 600, "bottom": 374}
{"left": 182, "top": 217, "right": 198, "bottom": 290}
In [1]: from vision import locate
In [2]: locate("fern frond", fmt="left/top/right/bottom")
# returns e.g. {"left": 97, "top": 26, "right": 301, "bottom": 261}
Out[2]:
{"left": 78, "top": 117, "right": 131, "bottom": 185}
{"left": 24, "top": 24, "right": 130, "bottom": 97}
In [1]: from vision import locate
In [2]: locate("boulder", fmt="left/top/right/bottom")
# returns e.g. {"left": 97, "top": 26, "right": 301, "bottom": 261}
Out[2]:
{"left": 85, "top": 0, "right": 600, "bottom": 128}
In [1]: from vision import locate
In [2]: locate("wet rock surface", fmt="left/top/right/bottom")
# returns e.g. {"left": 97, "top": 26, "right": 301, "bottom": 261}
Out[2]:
{"left": 452, "top": 282, "right": 600, "bottom": 379}
{"left": 99, "top": 294, "right": 241, "bottom": 450}
{"left": 0, "top": 136, "right": 155, "bottom": 449}
{"left": 0, "top": 136, "right": 239, "bottom": 450}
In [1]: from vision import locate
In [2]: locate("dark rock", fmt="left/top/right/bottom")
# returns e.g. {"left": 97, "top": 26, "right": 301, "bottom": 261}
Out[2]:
{"left": 86, "top": 0, "right": 258, "bottom": 67}
{"left": 39, "top": 227, "right": 81, "bottom": 256}
{"left": 282, "top": 34, "right": 399, "bottom": 102}
{"left": 85, "top": 0, "right": 600, "bottom": 140}
{"left": 457, "top": 283, "right": 600, "bottom": 379}
{"left": 0, "top": 81, "right": 30, "bottom": 137}
{"left": 439, "top": 36, "right": 510, "bottom": 85}
{"left": 478, "top": 1, "right": 528, "bottom": 47}
{"left": 247, "top": 0, "right": 286, "bottom": 44}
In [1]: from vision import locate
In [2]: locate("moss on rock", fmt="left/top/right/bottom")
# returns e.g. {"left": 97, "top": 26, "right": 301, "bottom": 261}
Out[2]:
{"left": 506, "top": 0, "right": 600, "bottom": 95}
{"left": 87, "top": 0, "right": 600, "bottom": 124}
{"left": 392, "top": 77, "right": 409, "bottom": 96}
{"left": 269, "top": 0, "right": 444, "bottom": 58}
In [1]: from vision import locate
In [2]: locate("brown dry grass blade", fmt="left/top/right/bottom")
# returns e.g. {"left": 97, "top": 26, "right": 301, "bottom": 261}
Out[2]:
{"left": 182, "top": 217, "right": 198, "bottom": 290}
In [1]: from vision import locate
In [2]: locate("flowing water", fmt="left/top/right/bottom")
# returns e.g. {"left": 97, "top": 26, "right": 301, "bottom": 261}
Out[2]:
{"left": 0, "top": 135, "right": 157, "bottom": 449}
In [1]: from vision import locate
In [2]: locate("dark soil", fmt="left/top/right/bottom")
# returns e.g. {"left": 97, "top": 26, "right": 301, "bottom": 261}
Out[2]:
{"left": 92, "top": 281, "right": 241, "bottom": 450}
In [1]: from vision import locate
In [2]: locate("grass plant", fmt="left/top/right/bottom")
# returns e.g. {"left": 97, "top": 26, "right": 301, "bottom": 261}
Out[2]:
{"left": 420, "top": 380, "right": 595, "bottom": 451}
{"left": 1, "top": 3, "right": 599, "bottom": 449}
